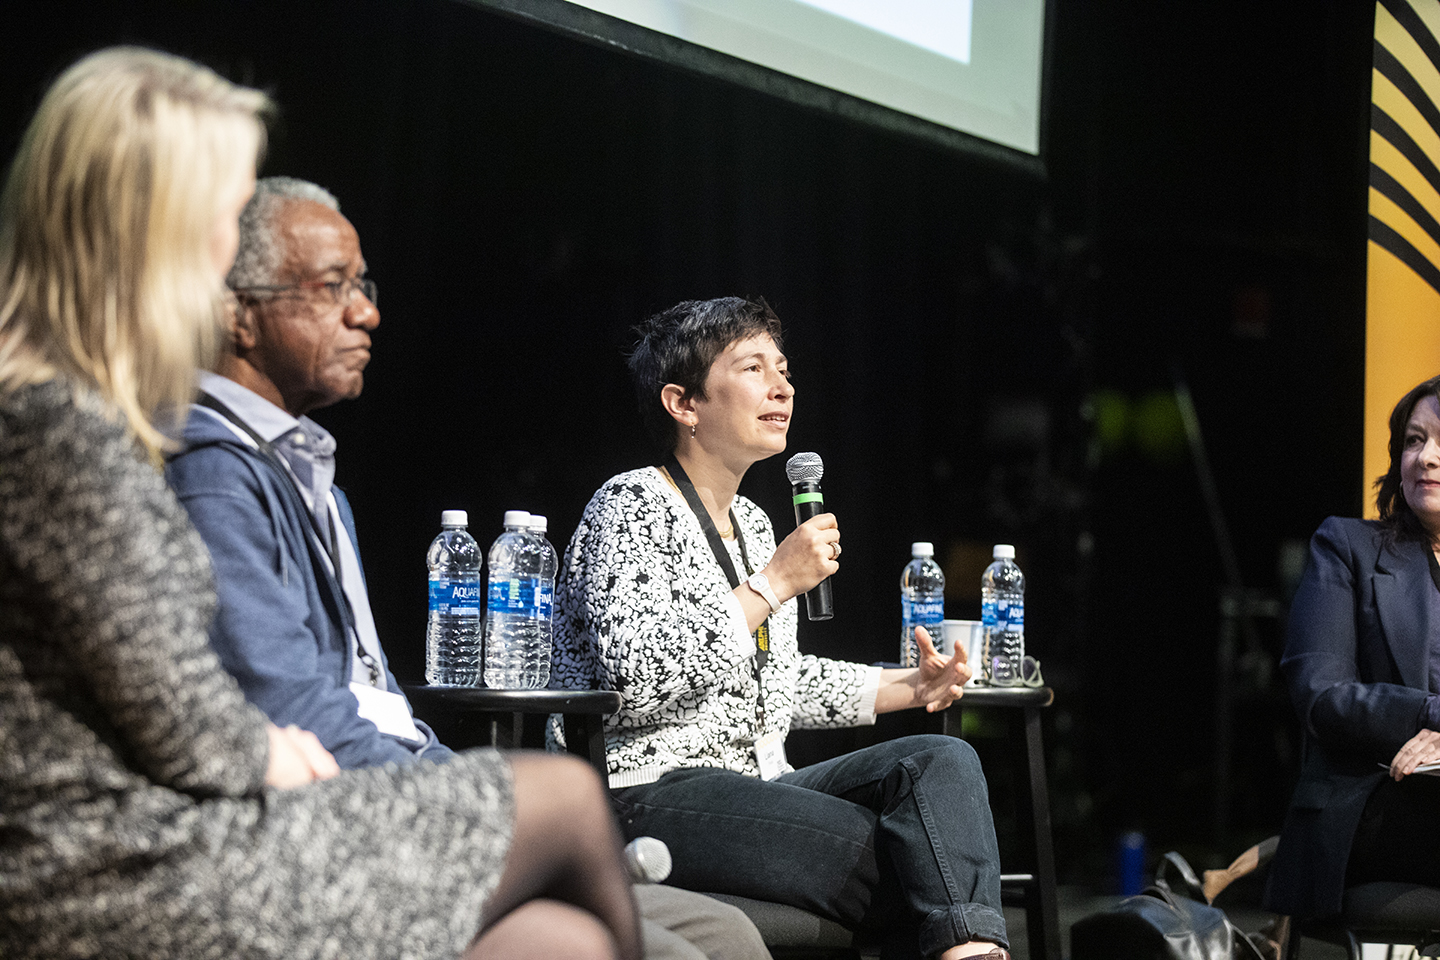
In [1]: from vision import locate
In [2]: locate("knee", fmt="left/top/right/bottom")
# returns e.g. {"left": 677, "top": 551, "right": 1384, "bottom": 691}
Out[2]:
{"left": 513, "top": 751, "right": 605, "bottom": 793}
{"left": 553, "top": 753, "right": 610, "bottom": 806}
{"left": 543, "top": 903, "right": 620, "bottom": 960}
{"left": 472, "top": 899, "right": 619, "bottom": 960}
{"left": 896, "top": 734, "right": 984, "bottom": 778}
{"left": 881, "top": 736, "right": 989, "bottom": 806}
{"left": 509, "top": 752, "right": 614, "bottom": 834}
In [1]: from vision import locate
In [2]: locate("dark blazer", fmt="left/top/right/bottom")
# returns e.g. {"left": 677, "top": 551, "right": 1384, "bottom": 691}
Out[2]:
{"left": 1265, "top": 516, "right": 1435, "bottom": 918}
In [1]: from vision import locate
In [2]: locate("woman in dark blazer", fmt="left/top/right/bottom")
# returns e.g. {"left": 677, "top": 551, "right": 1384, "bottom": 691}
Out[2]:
{"left": 1267, "top": 373, "right": 1440, "bottom": 919}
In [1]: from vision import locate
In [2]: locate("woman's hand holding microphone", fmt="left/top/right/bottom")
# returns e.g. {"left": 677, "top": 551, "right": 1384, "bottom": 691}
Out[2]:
{"left": 760, "top": 513, "right": 840, "bottom": 604}
{"left": 732, "top": 514, "right": 839, "bottom": 633}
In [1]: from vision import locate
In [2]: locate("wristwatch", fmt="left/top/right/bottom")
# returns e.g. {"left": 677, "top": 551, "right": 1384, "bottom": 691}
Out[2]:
{"left": 746, "top": 571, "right": 782, "bottom": 614}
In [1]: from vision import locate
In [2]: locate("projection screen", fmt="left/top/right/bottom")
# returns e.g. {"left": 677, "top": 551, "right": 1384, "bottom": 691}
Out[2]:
{"left": 467, "top": 0, "right": 1051, "bottom": 168}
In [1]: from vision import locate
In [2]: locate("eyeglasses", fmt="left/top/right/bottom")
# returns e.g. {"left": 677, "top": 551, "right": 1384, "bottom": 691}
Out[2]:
{"left": 232, "top": 277, "right": 378, "bottom": 309}
{"left": 984, "top": 655, "right": 1045, "bottom": 688}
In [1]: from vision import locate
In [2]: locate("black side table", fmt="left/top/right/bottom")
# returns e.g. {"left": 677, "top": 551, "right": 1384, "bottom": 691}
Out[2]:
{"left": 402, "top": 686, "right": 620, "bottom": 777}
{"left": 941, "top": 685, "right": 1059, "bottom": 960}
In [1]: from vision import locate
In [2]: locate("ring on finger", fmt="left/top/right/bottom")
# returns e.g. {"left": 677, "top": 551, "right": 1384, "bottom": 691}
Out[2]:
{"left": 830, "top": 541, "right": 842, "bottom": 560}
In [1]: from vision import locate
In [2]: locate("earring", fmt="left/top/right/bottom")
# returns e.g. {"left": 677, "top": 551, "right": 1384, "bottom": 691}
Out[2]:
{"left": 691, "top": 422, "right": 697, "bottom": 439}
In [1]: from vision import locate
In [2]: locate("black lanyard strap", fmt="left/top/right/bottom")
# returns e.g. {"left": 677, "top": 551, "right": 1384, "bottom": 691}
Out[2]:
{"left": 664, "top": 457, "right": 770, "bottom": 731}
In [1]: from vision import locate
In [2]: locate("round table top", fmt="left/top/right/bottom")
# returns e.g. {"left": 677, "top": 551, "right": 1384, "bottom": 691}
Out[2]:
{"left": 401, "top": 684, "right": 622, "bottom": 714}
{"left": 950, "top": 684, "right": 1054, "bottom": 708}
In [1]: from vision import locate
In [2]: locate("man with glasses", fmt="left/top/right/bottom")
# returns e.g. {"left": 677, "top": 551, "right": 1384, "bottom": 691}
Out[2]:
{"left": 166, "top": 177, "right": 770, "bottom": 960}
{"left": 168, "top": 178, "right": 409, "bottom": 767}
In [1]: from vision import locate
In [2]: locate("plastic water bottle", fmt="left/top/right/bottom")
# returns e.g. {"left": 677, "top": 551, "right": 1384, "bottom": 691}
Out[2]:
{"left": 425, "top": 510, "right": 483, "bottom": 686}
{"left": 900, "top": 542, "right": 946, "bottom": 667}
{"left": 981, "top": 544, "right": 1025, "bottom": 683}
{"left": 522, "top": 514, "right": 557, "bottom": 688}
{"left": 483, "top": 510, "right": 553, "bottom": 689}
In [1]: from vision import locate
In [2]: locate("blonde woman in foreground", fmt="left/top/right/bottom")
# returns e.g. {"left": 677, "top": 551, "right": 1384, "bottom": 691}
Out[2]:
{"left": 0, "top": 47, "right": 639, "bottom": 960}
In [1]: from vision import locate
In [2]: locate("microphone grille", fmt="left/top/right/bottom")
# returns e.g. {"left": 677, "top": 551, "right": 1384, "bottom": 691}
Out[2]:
{"left": 624, "top": 836, "right": 672, "bottom": 883}
{"left": 785, "top": 452, "right": 824, "bottom": 484}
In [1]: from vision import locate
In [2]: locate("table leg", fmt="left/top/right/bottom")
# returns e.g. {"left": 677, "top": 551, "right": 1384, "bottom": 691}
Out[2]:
{"left": 1021, "top": 706, "right": 1061, "bottom": 960}
{"left": 941, "top": 703, "right": 1060, "bottom": 960}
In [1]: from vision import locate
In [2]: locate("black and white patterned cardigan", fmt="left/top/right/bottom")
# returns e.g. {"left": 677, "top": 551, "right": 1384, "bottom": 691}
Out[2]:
{"left": 552, "top": 467, "right": 880, "bottom": 787}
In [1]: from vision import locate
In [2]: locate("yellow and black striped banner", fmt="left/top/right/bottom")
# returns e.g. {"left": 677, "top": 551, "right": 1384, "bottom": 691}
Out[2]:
{"left": 1367, "top": 0, "right": 1440, "bottom": 513}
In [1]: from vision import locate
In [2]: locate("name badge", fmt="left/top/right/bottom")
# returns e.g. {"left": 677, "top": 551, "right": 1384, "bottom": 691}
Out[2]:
{"left": 754, "top": 730, "right": 788, "bottom": 781}
{"left": 349, "top": 682, "right": 423, "bottom": 743}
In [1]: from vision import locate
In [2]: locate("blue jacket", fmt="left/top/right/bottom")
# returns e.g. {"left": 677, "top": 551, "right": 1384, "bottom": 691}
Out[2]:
{"left": 1265, "top": 516, "right": 1435, "bottom": 918}
{"left": 166, "top": 407, "right": 453, "bottom": 769}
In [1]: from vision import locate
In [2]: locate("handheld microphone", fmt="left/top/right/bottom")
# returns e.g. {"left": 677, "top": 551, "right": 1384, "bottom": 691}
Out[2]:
{"left": 785, "top": 452, "right": 834, "bottom": 621}
{"left": 623, "top": 836, "right": 672, "bottom": 884}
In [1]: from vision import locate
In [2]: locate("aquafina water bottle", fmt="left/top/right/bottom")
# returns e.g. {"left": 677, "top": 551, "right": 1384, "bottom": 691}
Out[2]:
{"left": 900, "top": 542, "right": 946, "bottom": 667}
{"left": 521, "top": 513, "right": 557, "bottom": 687}
{"left": 482, "top": 510, "right": 553, "bottom": 688}
{"left": 980, "top": 544, "right": 1025, "bottom": 683}
{"left": 425, "top": 510, "right": 482, "bottom": 686}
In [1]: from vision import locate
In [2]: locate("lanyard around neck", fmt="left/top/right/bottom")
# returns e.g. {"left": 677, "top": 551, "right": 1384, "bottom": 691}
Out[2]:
{"left": 664, "top": 456, "right": 769, "bottom": 678}
{"left": 194, "top": 392, "right": 380, "bottom": 686}
{"left": 195, "top": 393, "right": 341, "bottom": 565}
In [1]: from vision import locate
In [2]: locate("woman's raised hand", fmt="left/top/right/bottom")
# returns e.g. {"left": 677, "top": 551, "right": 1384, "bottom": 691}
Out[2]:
{"left": 910, "top": 626, "right": 971, "bottom": 712}
{"left": 762, "top": 513, "right": 840, "bottom": 603}
{"left": 874, "top": 626, "right": 971, "bottom": 715}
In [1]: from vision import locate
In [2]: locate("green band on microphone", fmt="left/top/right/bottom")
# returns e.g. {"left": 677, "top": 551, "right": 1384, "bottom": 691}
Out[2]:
{"left": 793, "top": 492, "right": 824, "bottom": 506}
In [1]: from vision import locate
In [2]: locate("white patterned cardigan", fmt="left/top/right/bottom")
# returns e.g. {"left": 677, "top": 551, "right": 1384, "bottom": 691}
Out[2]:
{"left": 551, "top": 467, "right": 880, "bottom": 787}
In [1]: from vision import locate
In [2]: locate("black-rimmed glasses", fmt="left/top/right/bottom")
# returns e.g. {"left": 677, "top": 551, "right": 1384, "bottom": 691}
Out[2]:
{"left": 232, "top": 277, "right": 377, "bottom": 309}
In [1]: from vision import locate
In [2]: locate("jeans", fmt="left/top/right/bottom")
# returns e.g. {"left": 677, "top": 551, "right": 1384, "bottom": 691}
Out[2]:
{"left": 611, "top": 735, "right": 1007, "bottom": 959}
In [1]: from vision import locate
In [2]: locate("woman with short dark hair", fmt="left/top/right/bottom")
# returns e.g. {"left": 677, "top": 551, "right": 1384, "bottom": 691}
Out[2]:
{"left": 1267, "top": 373, "right": 1440, "bottom": 919}
{"left": 554, "top": 296, "right": 1011, "bottom": 960}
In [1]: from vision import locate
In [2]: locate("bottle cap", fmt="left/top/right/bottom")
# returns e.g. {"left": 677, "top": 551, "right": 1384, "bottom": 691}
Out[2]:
{"left": 992, "top": 544, "right": 1015, "bottom": 559}
{"left": 441, "top": 509, "right": 468, "bottom": 527}
{"left": 503, "top": 510, "right": 531, "bottom": 528}
{"left": 911, "top": 542, "right": 934, "bottom": 557}
{"left": 527, "top": 514, "right": 549, "bottom": 533}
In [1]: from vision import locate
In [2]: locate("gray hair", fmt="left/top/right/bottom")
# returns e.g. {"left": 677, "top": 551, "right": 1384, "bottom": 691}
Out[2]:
{"left": 226, "top": 176, "right": 339, "bottom": 289}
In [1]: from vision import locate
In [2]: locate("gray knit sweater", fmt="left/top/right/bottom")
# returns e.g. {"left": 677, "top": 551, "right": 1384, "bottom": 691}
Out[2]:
{"left": 0, "top": 379, "right": 513, "bottom": 960}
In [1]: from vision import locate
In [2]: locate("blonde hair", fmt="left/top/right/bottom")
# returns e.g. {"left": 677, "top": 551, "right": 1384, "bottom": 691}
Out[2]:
{"left": 0, "top": 47, "right": 270, "bottom": 459}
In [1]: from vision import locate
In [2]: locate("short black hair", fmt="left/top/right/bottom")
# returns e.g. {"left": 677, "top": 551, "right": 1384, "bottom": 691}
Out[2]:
{"left": 1376, "top": 373, "right": 1440, "bottom": 542}
{"left": 627, "top": 297, "right": 783, "bottom": 454}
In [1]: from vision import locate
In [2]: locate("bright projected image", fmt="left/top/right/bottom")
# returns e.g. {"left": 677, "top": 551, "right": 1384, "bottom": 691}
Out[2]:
{"left": 557, "top": 0, "right": 1043, "bottom": 155}
{"left": 790, "top": 0, "right": 973, "bottom": 65}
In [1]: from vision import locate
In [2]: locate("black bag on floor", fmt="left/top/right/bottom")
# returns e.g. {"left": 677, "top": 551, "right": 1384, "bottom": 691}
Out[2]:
{"left": 1071, "top": 851, "right": 1266, "bottom": 960}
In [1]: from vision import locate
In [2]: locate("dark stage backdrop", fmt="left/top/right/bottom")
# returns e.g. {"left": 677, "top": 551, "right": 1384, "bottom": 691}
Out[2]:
{"left": 2, "top": 0, "right": 1377, "bottom": 879}
{"left": 2, "top": 0, "right": 1062, "bottom": 669}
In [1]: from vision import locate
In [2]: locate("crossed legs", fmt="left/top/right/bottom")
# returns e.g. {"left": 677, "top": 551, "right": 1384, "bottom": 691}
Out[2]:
{"left": 612, "top": 735, "right": 1007, "bottom": 959}
{"left": 466, "top": 753, "right": 642, "bottom": 960}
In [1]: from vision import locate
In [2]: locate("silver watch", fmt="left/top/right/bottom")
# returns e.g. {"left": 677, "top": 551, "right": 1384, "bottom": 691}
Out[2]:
{"left": 747, "top": 571, "right": 782, "bottom": 614}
